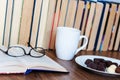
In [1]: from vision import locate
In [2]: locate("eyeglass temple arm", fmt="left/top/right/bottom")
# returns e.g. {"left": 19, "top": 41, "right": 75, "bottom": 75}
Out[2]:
{"left": 27, "top": 42, "right": 49, "bottom": 51}
{"left": 0, "top": 48, "right": 6, "bottom": 53}
{"left": 27, "top": 42, "right": 34, "bottom": 49}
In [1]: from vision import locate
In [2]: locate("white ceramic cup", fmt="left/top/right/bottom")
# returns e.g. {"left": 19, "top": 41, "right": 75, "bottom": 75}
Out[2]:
{"left": 55, "top": 27, "right": 88, "bottom": 60}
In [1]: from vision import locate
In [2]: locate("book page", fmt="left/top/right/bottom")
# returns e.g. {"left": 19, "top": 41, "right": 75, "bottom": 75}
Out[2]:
{"left": 17, "top": 55, "right": 68, "bottom": 72}
{"left": 0, "top": 46, "right": 26, "bottom": 73}
{"left": 0, "top": 45, "right": 68, "bottom": 73}
{"left": 0, "top": 47, "right": 23, "bottom": 66}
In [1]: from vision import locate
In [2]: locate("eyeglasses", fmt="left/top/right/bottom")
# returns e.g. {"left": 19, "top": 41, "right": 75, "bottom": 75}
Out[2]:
{"left": 0, "top": 43, "right": 46, "bottom": 58}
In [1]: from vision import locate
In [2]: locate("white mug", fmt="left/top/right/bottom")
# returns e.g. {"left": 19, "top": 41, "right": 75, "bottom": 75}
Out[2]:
{"left": 55, "top": 27, "right": 88, "bottom": 60}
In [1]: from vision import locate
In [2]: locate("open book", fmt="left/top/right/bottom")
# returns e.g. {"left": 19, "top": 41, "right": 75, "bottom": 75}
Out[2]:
{"left": 0, "top": 45, "right": 68, "bottom": 74}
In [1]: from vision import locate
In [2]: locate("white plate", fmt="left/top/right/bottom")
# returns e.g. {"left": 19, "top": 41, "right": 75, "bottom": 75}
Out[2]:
{"left": 75, "top": 55, "right": 120, "bottom": 76}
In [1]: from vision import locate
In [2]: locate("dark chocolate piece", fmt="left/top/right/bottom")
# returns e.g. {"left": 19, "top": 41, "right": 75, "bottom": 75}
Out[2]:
{"left": 105, "top": 61, "right": 112, "bottom": 67}
{"left": 112, "top": 62, "right": 118, "bottom": 67}
{"left": 97, "top": 64, "right": 105, "bottom": 71}
{"left": 87, "top": 62, "right": 97, "bottom": 69}
{"left": 115, "top": 67, "right": 120, "bottom": 73}
{"left": 85, "top": 59, "right": 92, "bottom": 65}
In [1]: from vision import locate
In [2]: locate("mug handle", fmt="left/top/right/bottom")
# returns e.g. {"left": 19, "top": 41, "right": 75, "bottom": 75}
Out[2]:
{"left": 75, "top": 35, "right": 88, "bottom": 55}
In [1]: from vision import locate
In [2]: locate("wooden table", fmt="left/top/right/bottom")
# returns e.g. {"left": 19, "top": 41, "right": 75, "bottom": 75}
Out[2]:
{"left": 0, "top": 51, "right": 120, "bottom": 80}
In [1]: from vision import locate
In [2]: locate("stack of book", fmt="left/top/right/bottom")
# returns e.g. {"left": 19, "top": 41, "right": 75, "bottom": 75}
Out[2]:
{"left": 48, "top": 0, "right": 120, "bottom": 51}
{"left": 0, "top": 0, "right": 119, "bottom": 51}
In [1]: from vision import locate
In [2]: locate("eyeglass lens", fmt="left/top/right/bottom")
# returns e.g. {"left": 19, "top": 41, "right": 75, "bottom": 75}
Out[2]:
{"left": 7, "top": 46, "right": 45, "bottom": 57}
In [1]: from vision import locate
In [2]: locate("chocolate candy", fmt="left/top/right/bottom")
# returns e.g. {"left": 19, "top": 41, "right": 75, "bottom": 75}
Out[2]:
{"left": 87, "top": 62, "right": 97, "bottom": 69}
{"left": 85, "top": 59, "right": 92, "bottom": 65}
{"left": 97, "top": 64, "right": 105, "bottom": 71}
{"left": 85, "top": 58, "right": 119, "bottom": 72}
{"left": 105, "top": 61, "right": 113, "bottom": 67}
{"left": 115, "top": 66, "right": 120, "bottom": 73}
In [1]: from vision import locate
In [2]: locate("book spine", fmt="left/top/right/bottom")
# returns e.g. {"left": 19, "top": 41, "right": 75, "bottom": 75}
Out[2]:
{"left": 2, "top": 0, "right": 8, "bottom": 46}
{"left": 0, "top": 0, "right": 7, "bottom": 45}
{"left": 42, "top": 0, "right": 56, "bottom": 49}
{"left": 114, "top": 18, "right": 120, "bottom": 51}
{"left": 18, "top": 0, "right": 34, "bottom": 46}
{"left": 72, "top": 0, "right": 79, "bottom": 28}
{"left": 102, "top": 4, "right": 117, "bottom": 51}
{"left": 87, "top": 2, "right": 103, "bottom": 51}
{"left": 49, "top": 0, "right": 62, "bottom": 49}
{"left": 30, "top": 0, "right": 43, "bottom": 47}
{"left": 3, "top": 0, "right": 9, "bottom": 46}
{"left": 65, "top": 0, "right": 77, "bottom": 27}
{"left": 9, "top": 0, "right": 23, "bottom": 46}
{"left": 84, "top": 2, "right": 96, "bottom": 50}
{"left": 99, "top": 3, "right": 111, "bottom": 51}
{"left": 74, "top": 1, "right": 85, "bottom": 29}
{"left": 80, "top": 1, "right": 90, "bottom": 34}
{"left": 79, "top": 1, "right": 90, "bottom": 48}
{"left": 96, "top": 3, "right": 110, "bottom": 51}
{"left": 4, "top": 0, "right": 14, "bottom": 47}
{"left": 108, "top": 5, "right": 120, "bottom": 50}
{"left": 37, "top": 0, "right": 50, "bottom": 48}
{"left": 58, "top": 0, "right": 69, "bottom": 26}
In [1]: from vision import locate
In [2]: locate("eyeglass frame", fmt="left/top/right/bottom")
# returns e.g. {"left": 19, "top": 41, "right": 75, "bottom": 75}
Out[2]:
{"left": 0, "top": 43, "right": 46, "bottom": 58}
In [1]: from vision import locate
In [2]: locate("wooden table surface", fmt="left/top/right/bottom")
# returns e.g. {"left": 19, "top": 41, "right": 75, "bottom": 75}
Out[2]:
{"left": 0, "top": 51, "right": 120, "bottom": 80}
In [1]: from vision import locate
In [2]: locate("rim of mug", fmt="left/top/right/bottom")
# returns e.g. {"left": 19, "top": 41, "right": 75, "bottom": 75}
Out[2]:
{"left": 57, "top": 26, "right": 80, "bottom": 32}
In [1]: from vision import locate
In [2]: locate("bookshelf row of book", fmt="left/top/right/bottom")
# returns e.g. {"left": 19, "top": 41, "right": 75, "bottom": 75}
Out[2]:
{"left": 0, "top": 0, "right": 119, "bottom": 51}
